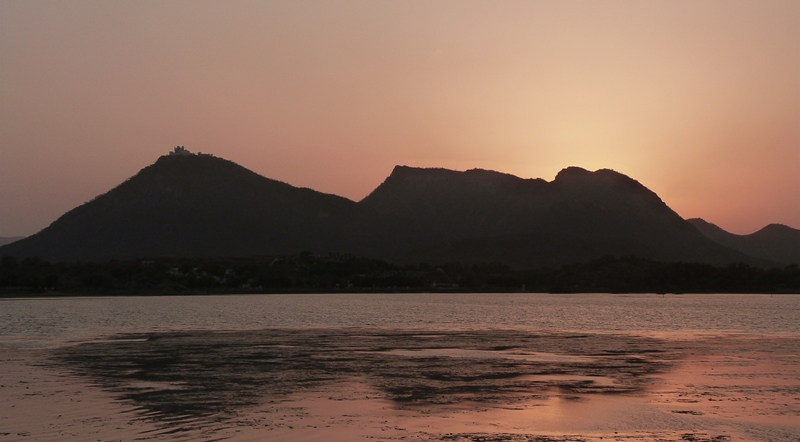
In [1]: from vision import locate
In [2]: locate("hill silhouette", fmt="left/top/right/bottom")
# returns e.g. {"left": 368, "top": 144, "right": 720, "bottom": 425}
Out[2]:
{"left": 357, "top": 166, "right": 766, "bottom": 267}
{"left": 688, "top": 218, "right": 800, "bottom": 265}
{"left": 0, "top": 237, "right": 24, "bottom": 247}
{"left": 0, "top": 150, "right": 775, "bottom": 267}
{"left": 0, "top": 153, "right": 356, "bottom": 261}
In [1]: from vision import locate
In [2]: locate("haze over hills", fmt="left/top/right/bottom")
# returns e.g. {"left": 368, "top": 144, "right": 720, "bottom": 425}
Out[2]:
{"left": 687, "top": 218, "right": 800, "bottom": 265}
{"left": 0, "top": 149, "right": 780, "bottom": 268}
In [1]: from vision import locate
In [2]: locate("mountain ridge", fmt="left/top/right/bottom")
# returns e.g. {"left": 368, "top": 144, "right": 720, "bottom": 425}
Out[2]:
{"left": 0, "top": 237, "right": 24, "bottom": 247}
{"left": 687, "top": 218, "right": 800, "bottom": 265}
{"left": 3, "top": 153, "right": 357, "bottom": 261}
{"left": 0, "top": 151, "right": 782, "bottom": 268}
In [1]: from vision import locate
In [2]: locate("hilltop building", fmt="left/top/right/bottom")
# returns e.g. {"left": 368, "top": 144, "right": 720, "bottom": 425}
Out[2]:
{"left": 169, "top": 146, "right": 192, "bottom": 156}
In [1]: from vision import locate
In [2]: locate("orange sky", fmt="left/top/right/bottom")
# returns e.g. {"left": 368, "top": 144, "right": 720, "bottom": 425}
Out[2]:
{"left": 1, "top": 0, "right": 798, "bottom": 237}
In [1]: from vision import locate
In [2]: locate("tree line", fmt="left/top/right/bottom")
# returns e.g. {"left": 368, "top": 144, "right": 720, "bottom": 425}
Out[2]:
{"left": 1, "top": 253, "right": 798, "bottom": 296}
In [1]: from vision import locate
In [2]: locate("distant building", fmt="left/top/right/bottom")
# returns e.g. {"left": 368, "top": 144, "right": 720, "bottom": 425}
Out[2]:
{"left": 169, "top": 146, "right": 192, "bottom": 156}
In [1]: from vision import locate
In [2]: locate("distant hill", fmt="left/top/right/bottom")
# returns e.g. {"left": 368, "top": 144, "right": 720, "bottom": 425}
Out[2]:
{"left": 0, "top": 237, "right": 24, "bottom": 247}
{"left": 358, "top": 166, "right": 766, "bottom": 267}
{"left": 0, "top": 153, "right": 356, "bottom": 261}
{"left": 688, "top": 218, "right": 800, "bottom": 265}
{"left": 0, "top": 150, "right": 776, "bottom": 267}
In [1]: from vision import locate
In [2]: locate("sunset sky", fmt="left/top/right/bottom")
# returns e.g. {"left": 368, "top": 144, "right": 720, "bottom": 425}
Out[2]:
{"left": 1, "top": 0, "right": 798, "bottom": 237}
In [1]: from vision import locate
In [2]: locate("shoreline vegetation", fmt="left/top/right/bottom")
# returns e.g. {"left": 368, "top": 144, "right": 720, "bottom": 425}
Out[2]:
{"left": 2, "top": 253, "right": 798, "bottom": 297}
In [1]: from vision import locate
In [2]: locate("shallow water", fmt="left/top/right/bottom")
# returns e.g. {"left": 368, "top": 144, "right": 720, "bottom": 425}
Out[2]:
{"left": 0, "top": 294, "right": 798, "bottom": 441}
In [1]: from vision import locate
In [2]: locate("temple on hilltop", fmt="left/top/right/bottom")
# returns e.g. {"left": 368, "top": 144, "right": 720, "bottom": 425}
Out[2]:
{"left": 169, "top": 146, "right": 192, "bottom": 156}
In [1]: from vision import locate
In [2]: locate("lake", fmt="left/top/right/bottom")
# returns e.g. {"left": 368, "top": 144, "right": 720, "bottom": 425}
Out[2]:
{"left": 2, "top": 293, "right": 799, "bottom": 347}
{"left": 1, "top": 293, "right": 798, "bottom": 441}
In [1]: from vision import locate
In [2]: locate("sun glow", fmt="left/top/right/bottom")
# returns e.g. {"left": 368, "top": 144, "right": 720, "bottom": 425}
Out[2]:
{"left": 1, "top": 0, "right": 797, "bottom": 236}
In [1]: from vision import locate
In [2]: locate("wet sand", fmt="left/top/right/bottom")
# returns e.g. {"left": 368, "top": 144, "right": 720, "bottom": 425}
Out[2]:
{"left": 1, "top": 329, "right": 798, "bottom": 441}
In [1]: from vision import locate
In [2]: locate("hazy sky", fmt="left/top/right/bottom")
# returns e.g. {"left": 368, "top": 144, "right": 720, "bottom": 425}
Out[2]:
{"left": 1, "top": 0, "right": 798, "bottom": 237}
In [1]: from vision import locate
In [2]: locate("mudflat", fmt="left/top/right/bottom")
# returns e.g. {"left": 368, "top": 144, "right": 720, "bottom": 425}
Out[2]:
{"left": 2, "top": 329, "right": 798, "bottom": 441}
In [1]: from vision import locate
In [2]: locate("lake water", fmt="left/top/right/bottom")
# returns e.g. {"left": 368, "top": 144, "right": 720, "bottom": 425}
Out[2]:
{"left": 2, "top": 293, "right": 799, "bottom": 348}
{"left": 2, "top": 293, "right": 799, "bottom": 442}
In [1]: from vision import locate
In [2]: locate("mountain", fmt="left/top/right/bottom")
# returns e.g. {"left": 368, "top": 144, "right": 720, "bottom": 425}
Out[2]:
{"left": 687, "top": 218, "right": 800, "bottom": 265}
{"left": 0, "top": 153, "right": 357, "bottom": 261}
{"left": 0, "top": 150, "right": 774, "bottom": 267}
{"left": 357, "top": 166, "right": 765, "bottom": 267}
{"left": 0, "top": 237, "right": 24, "bottom": 247}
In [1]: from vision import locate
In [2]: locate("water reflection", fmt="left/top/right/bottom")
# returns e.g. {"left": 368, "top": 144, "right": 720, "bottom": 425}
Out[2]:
{"left": 50, "top": 329, "right": 681, "bottom": 432}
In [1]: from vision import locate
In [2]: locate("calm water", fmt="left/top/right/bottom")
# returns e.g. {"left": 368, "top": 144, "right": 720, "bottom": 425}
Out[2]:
{"left": 1, "top": 293, "right": 798, "bottom": 349}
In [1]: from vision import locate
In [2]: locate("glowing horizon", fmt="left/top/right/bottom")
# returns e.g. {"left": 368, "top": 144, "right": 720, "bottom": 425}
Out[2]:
{"left": 1, "top": 0, "right": 798, "bottom": 237}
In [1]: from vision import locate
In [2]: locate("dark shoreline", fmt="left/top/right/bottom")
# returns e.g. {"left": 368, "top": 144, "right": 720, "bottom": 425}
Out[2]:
{"left": 3, "top": 253, "right": 799, "bottom": 297}
{"left": 3, "top": 288, "right": 800, "bottom": 298}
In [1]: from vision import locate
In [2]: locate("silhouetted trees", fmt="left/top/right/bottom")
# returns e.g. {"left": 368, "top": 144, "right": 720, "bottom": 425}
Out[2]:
{"left": 1, "top": 254, "right": 798, "bottom": 296}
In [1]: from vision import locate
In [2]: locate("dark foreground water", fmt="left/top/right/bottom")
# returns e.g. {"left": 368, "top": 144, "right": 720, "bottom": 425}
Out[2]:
{"left": 1, "top": 294, "right": 798, "bottom": 442}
